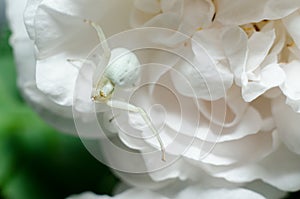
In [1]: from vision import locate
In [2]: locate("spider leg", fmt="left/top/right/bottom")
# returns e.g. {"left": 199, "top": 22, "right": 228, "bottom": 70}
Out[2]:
{"left": 84, "top": 19, "right": 111, "bottom": 59}
{"left": 106, "top": 100, "right": 166, "bottom": 161}
{"left": 83, "top": 19, "right": 112, "bottom": 87}
{"left": 67, "top": 58, "right": 97, "bottom": 69}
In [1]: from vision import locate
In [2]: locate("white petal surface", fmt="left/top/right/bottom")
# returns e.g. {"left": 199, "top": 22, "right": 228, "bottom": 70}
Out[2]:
{"left": 193, "top": 28, "right": 225, "bottom": 60}
{"left": 67, "top": 192, "right": 110, "bottom": 199}
{"left": 199, "top": 130, "right": 274, "bottom": 166}
{"left": 280, "top": 60, "right": 300, "bottom": 112}
{"left": 181, "top": 0, "right": 215, "bottom": 30}
{"left": 175, "top": 186, "right": 266, "bottom": 199}
{"left": 216, "top": 0, "right": 300, "bottom": 25}
{"left": 36, "top": 54, "right": 79, "bottom": 106}
{"left": 5, "top": 0, "right": 30, "bottom": 40}
{"left": 66, "top": 186, "right": 266, "bottom": 199}
{"left": 66, "top": 189, "right": 167, "bottom": 199}
{"left": 221, "top": 26, "right": 248, "bottom": 85}
{"left": 134, "top": 0, "right": 161, "bottom": 14}
{"left": 214, "top": 144, "right": 300, "bottom": 192}
{"left": 246, "top": 30, "right": 276, "bottom": 72}
{"left": 114, "top": 189, "right": 168, "bottom": 199}
{"left": 175, "top": 37, "right": 233, "bottom": 100}
{"left": 24, "top": 0, "right": 135, "bottom": 106}
{"left": 283, "top": 10, "right": 300, "bottom": 48}
{"left": 272, "top": 96, "right": 300, "bottom": 155}
{"left": 242, "top": 64, "right": 286, "bottom": 102}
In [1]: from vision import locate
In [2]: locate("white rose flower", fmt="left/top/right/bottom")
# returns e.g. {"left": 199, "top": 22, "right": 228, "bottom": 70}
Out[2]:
{"left": 7, "top": 0, "right": 300, "bottom": 198}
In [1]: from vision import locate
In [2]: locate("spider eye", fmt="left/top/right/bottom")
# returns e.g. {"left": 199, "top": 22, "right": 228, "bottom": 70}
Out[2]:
{"left": 92, "top": 77, "right": 115, "bottom": 102}
{"left": 100, "top": 90, "right": 107, "bottom": 98}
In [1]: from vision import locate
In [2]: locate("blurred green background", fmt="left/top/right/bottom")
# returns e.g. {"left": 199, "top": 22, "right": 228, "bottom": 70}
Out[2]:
{"left": 0, "top": 26, "right": 118, "bottom": 199}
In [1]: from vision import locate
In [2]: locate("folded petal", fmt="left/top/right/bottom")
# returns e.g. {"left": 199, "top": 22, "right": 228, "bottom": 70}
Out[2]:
{"left": 181, "top": 0, "right": 215, "bottom": 30}
{"left": 193, "top": 28, "right": 226, "bottom": 61}
{"left": 67, "top": 191, "right": 110, "bottom": 199}
{"left": 25, "top": 0, "right": 136, "bottom": 107}
{"left": 199, "top": 130, "right": 274, "bottom": 166}
{"left": 67, "top": 186, "right": 266, "bottom": 199}
{"left": 246, "top": 30, "right": 276, "bottom": 72}
{"left": 66, "top": 189, "right": 168, "bottom": 199}
{"left": 242, "top": 63, "right": 286, "bottom": 102}
{"left": 280, "top": 60, "right": 300, "bottom": 112}
{"left": 272, "top": 96, "right": 300, "bottom": 155}
{"left": 176, "top": 186, "right": 266, "bottom": 199}
{"left": 213, "top": 144, "right": 300, "bottom": 192}
{"left": 36, "top": 53, "right": 79, "bottom": 106}
{"left": 221, "top": 26, "right": 248, "bottom": 85}
{"left": 5, "top": 0, "right": 30, "bottom": 40}
{"left": 216, "top": 0, "right": 300, "bottom": 25}
{"left": 283, "top": 10, "right": 300, "bottom": 49}
{"left": 173, "top": 36, "right": 234, "bottom": 100}
{"left": 134, "top": 0, "right": 161, "bottom": 14}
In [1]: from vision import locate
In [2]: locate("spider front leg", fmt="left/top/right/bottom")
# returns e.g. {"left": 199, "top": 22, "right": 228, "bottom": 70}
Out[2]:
{"left": 67, "top": 58, "right": 96, "bottom": 69}
{"left": 106, "top": 100, "right": 166, "bottom": 161}
{"left": 84, "top": 19, "right": 111, "bottom": 59}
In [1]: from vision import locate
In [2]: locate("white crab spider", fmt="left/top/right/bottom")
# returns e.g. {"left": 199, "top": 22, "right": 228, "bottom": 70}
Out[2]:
{"left": 84, "top": 20, "right": 166, "bottom": 161}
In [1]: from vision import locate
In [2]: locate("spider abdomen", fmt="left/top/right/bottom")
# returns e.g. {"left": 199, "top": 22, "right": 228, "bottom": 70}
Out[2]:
{"left": 104, "top": 48, "right": 140, "bottom": 87}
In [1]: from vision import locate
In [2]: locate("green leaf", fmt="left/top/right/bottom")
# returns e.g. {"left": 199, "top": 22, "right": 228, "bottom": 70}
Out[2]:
{"left": 2, "top": 170, "right": 52, "bottom": 199}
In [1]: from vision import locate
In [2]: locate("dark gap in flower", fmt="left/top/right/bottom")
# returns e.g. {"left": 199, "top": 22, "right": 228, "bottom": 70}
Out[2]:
{"left": 253, "top": 24, "right": 260, "bottom": 31}
{"left": 212, "top": 12, "right": 216, "bottom": 22}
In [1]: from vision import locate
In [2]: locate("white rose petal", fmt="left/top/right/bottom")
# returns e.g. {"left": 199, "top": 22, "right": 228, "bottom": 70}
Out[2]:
{"left": 280, "top": 60, "right": 300, "bottom": 112}
{"left": 66, "top": 189, "right": 167, "bottom": 199}
{"left": 213, "top": 144, "right": 300, "bottom": 192}
{"left": 199, "top": 130, "right": 274, "bottom": 166}
{"left": 175, "top": 186, "right": 266, "bottom": 199}
{"left": 24, "top": 0, "right": 135, "bottom": 107}
{"left": 193, "top": 28, "right": 226, "bottom": 60}
{"left": 222, "top": 26, "right": 285, "bottom": 102}
{"left": 143, "top": 13, "right": 182, "bottom": 30}
{"left": 242, "top": 63, "right": 286, "bottom": 102}
{"left": 134, "top": 0, "right": 161, "bottom": 14}
{"left": 131, "top": 0, "right": 214, "bottom": 34}
{"left": 221, "top": 26, "right": 248, "bottom": 85}
{"left": 36, "top": 54, "right": 79, "bottom": 106}
{"left": 216, "top": 0, "right": 300, "bottom": 25}
{"left": 67, "top": 192, "right": 110, "bottom": 199}
{"left": 246, "top": 30, "right": 276, "bottom": 72}
{"left": 5, "top": 0, "right": 29, "bottom": 40}
{"left": 172, "top": 36, "right": 233, "bottom": 100}
{"left": 66, "top": 186, "right": 266, "bottom": 199}
{"left": 283, "top": 10, "right": 300, "bottom": 48}
{"left": 272, "top": 96, "right": 300, "bottom": 154}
